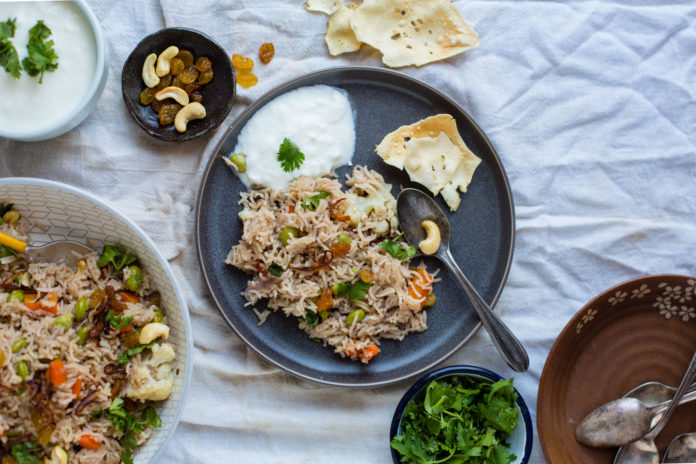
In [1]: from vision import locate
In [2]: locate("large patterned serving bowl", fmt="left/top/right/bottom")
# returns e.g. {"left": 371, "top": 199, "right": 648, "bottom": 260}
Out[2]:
{"left": 0, "top": 178, "right": 192, "bottom": 464}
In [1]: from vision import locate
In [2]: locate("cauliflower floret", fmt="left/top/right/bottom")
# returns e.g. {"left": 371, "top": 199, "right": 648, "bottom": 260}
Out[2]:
{"left": 344, "top": 184, "right": 396, "bottom": 225}
{"left": 124, "top": 343, "right": 175, "bottom": 402}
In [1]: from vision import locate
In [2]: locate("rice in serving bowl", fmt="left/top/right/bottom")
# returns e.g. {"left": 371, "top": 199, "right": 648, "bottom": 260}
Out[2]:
{"left": 0, "top": 179, "right": 191, "bottom": 464}
{"left": 226, "top": 166, "right": 438, "bottom": 363}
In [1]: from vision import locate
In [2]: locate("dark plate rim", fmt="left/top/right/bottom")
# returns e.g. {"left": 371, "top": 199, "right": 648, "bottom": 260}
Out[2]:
{"left": 536, "top": 273, "right": 696, "bottom": 463}
{"left": 195, "top": 66, "right": 516, "bottom": 387}
{"left": 120, "top": 26, "right": 236, "bottom": 142}
{"left": 389, "top": 365, "right": 533, "bottom": 464}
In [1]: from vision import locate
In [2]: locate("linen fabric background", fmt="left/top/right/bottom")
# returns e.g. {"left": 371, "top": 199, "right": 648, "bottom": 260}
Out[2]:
{"left": 1, "top": 0, "right": 695, "bottom": 462}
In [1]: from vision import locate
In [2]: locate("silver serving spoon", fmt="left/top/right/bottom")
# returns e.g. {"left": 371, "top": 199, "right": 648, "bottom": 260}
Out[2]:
{"left": 24, "top": 240, "right": 94, "bottom": 268}
{"left": 395, "top": 188, "right": 529, "bottom": 372}
{"left": 663, "top": 432, "right": 696, "bottom": 463}
{"left": 1, "top": 231, "right": 93, "bottom": 268}
{"left": 626, "top": 381, "right": 696, "bottom": 408}
{"left": 577, "top": 384, "right": 696, "bottom": 447}
{"left": 614, "top": 351, "right": 696, "bottom": 464}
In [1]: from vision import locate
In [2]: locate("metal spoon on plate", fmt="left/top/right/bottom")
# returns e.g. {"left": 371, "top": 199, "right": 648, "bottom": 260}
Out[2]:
{"left": 395, "top": 188, "right": 529, "bottom": 372}
{"left": 625, "top": 381, "right": 696, "bottom": 408}
{"left": 613, "top": 351, "right": 696, "bottom": 464}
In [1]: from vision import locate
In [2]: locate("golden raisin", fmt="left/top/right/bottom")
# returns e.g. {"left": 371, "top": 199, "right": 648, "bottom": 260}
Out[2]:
{"left": 170, "top": 58, "right": 185, "bottom": 76}
{"left": 176, "top": 49, "right": 194, "bottom": 67}
{"left": 139, "top": 87, "right": 156, "bottom": 106}
{"left": 232, "top": 53, "right": 254, "bottom": 71}
{"left": 179, "top": 65, "right": 200, "bottom": 84}
{"left": 190, "top": 91, "right": 203, "bottom": 103}
{"left": 158, "top": 103, "right": 182, "bottom": 125}
{"left": 171, "top": 76, "right": 186, "bottom": 90}
{"left": 185, "top": 82, "right": 201, "bottom": 95}
{"left": 259, "top": 42, "right": 274, "bottom": 64}
{"left": 199, "top": 69, "right": 214, "bottom": 85}
{"left": 195, "top": 56, "right": 212, "bottom": 72}
{"left": 236, "top": 70, "right": 258, "bottom": 88}
{"left": 151, "top": 99, "right": 163, "bottom": 113}
{"left": 360, "top": 270, "right": 373, "bottom": 283}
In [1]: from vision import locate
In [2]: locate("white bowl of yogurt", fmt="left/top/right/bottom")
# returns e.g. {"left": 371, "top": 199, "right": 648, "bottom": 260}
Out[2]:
{"left": 0, "top": 0, "right": 107, "bottom": 142}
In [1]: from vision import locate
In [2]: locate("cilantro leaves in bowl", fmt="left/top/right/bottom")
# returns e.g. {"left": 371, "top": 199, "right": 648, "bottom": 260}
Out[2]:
{"left": 390, "top": 366, "right": 533, "bottom": 464}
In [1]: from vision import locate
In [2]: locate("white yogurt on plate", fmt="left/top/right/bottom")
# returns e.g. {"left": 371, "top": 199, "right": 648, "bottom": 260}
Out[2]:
{"left": 0, "top": 1, "right": 96, "bottom": 133}
{"left": 232, "top": 85, "right": 355, "bottom": 188}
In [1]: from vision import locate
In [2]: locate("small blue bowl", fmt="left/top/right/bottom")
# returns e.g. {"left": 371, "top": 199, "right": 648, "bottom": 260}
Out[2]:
{"left": 390, "top": 365, "right": 533, "bottom": 464}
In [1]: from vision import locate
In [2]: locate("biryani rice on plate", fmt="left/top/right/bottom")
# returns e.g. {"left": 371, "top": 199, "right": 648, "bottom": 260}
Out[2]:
{"left": 226, "top": 166, "right": 438, "bottom": 363}
{"left": 0, "top": 203, "right": 175, "bottom": 464}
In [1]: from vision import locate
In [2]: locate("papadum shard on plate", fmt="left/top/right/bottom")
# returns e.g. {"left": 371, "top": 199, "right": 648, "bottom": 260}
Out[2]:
{"left": 350, "top": 0, "right": 479, "bottom": 67}
{"left": 326, "top": 6, "right": 362, "bottom": 56}
{"left": 376, "top": 114, "right": 481, "bottom": 211}
{"left": 304, "top": 0, "right": 342, "bottom": 15}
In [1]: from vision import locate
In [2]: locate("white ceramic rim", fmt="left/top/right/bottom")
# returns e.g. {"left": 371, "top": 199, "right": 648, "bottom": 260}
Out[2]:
{"left": 0, "top": 0, "right": 108, "bottom": 141}
{"left": 0, "top": 176, "right": 194, "bottom": 463}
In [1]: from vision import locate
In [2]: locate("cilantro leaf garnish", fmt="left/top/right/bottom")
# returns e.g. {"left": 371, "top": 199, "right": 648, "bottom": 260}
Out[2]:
{"left": 21, "top": 20, "right": 59, "bottom": 84}
{"left": 103, "top": 398, "right": 162, "bottom": 464}
{"left": 98, "top": 244, "right": 138, "bottom": 271}
{"left": 300, "top": 191, "right": 331, "bottom": 210}
{"left": 268, "top": 262, "right": 284, "bottom": 278}
{"left": 0, "top": 18, "right": 20, "bottom": 79}
{"left": 304, "top": 310, "right": 320, "bottom": 327}
{"left": 277, "top": 137, "right": 305, "bottom": 172}
{"left": 0, "top": 18, "right": 16, "bottom": 40}
{"left": 105, "top": 309, "right": 133, "bottom": 331}
{"left": 330, "top": 279, "right": 372, "bottom": 302}
{"left": 10, "top": 441, "right": 41, "bottom": 464}
{"left": 379, "top": 233, "right": 416, "bottom": 260}
{"left": 391, "top": 376, "right": 518, "bottom": 464}
{"left": 347, "top": 280, "right": 371, "bottom": 302}
{"left": 117, "top": 340, "right": 156, "bottom": 364}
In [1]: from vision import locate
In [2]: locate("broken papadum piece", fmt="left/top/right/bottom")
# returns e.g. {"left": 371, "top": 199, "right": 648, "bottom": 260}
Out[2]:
{"left": 375, "top": 114, "right": 481, "bottom": 211}
{"left": 350, "top": 0, "right": 479, "bottom": 67}
{"left": 304, "top": 0, "right": 342, "bottom": 15}
{"left": 326, "top": 6, "right": 362, "bottom": 55}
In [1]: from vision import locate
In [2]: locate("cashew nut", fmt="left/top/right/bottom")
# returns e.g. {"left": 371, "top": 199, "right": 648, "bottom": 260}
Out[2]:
{"left": 141, "top": 53, "right": 160, "bottom": 88}
{"left": 154, "top": 86, "right": 189, "bottom": 106}
{"left": 174, "top": 102, "right": 206, "bottom": 133}
{"left": 418, "top": 220, "right": 441, "bottom": 255}
{"left": 49, "top": 446, "right": 68, "bottom": 464}
{"left": 156, "top": 45, "right": 180, "bottom": 77}
{"left": 139, "top": 322, "right": 170, "bottom": 345}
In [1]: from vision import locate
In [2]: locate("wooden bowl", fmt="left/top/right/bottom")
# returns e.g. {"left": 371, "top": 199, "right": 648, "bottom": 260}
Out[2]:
{"left": 538, "top": 274, "right": 696, "bottom": 463}
{"left": 121, "top": 27, "right": 235, "bottom": 141}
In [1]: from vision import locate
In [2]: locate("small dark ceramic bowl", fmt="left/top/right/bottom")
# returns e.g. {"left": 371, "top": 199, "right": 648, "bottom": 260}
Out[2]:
{"left": 390, "top": 366, "right": 533, "bottom": 464}
{"left": 121, "top": 27, "right": 235, "bottom": 141}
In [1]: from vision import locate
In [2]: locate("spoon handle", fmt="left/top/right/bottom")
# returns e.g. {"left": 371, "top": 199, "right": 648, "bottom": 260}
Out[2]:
{"left": 441, "top": 248, "right": 529, "bottom": 372}
{"left": 647, "top": 351, "right": 696, "bottom": 439}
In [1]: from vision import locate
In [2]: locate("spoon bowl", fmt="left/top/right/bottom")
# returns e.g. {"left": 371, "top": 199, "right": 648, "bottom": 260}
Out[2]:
{"left": 663, "top": 432, "right": 696, "bottom": 463}
{"left": 396, "top": 188, "right": 528, "bottom": 372}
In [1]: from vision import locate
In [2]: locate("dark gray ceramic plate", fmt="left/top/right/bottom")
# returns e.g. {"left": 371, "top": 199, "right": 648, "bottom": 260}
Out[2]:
{"left": 195, "top": 67, "right": 514, "bottom": 387}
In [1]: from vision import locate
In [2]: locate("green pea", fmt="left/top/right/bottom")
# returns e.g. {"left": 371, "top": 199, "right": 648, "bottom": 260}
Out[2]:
{"left": 153, "top": 307, "right": 164, "bottom": 323}
{"left": 77, "top": 326, "right": 90, "bottom": 345}
{"left": 319, "top": 310, "right": 329, "bottom": 320}
{"left": 11, "top": 337, "right": 27, "bottom": 353}
{"left": 52, "top": 314, "right": 74, "bottom": 330}
{"left": 345, "top": 309, "right": 365, "bottom": 327}
{"left": 7, "top": 290, "right": 24, "bottom": 303}
{"left": 336, "top": 233, "right": 352, "bottom": 244}
{"left": 280, "top": 226, "right": 300, "bottom": 247}
{"left": 228, "top": 153, "right": 247, "bottom": 173}
{"left": 126, "top": 265, "right": 142, "bottom": 292}
{"left": 16, "top": 360, "right": 28, "bottom": 380}
{"left": 74, "top": 297, "right": 88, "bottom": 321}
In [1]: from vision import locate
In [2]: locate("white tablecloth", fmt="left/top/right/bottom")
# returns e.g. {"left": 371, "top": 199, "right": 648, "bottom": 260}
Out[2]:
{"left": 2, "top": 1, "right": 695, "bottom": 462}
